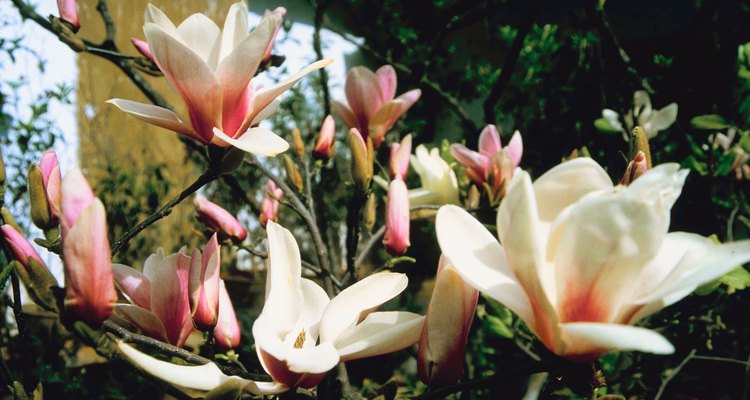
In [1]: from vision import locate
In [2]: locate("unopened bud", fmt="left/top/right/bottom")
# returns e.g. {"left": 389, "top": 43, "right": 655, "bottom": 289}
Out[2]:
{"left": 282, "top": 155, "right": 303, "bottom": 192}
{"left": 56, "top": 0, "right": 80, "bottom": 32}
{"left": 363, "top": 193, "right": 376, "bottom": 232}
{"left": 348, "top": 128, "right": 373, "bottom": 194}
{"left": 389, "top": 134, "right": 412, "bottom": 180}
{"left": 621, "top": 151, "right": 649, "bottom": 185}
{"left": 28, "top": 165, "right": 54, "bottom": 230}
{"left": 130, "top": 38, "right": 155, "bottom": 62}
{"left": 291, "top": 128, "right": 305, "bottom": 157}
{"left": 1, "top": 207, "right": 20, "bottom": 231}
{"left": 466, "top": 185, "right": 480, "bottom": 209}
{"left": 0, "top": 150, "right": 6, "bottom": 197}
{"left": 313, "top": 115, "right": 336, "bottom": 162}
{"left": 488, "top": 150, "right": 514, "bottom": 202}
{"left": 383, "top": 178, "right": 410, "bottom": 255}
{"left": 633, "top": 126, "right": 652, "bottom": 168}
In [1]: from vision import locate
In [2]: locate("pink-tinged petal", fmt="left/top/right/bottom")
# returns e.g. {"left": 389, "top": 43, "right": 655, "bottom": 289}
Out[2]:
{"left": 217, "top": 15, "right": 276, "bottom": 136}
{"left": 498, "top": 172, "right": 559, "bottom": 349}
{"left": 113, "top": 304, "right": 169, "bottom": 343}
{"left": 313, "top": 115, "right": 336, "bottom": 161}
{"left": 62, "top": 199, "right": 116, "bottom": 327}
{"left": 218, "top": 2, "right": 250, "bottom": 62}
{"left": 435, "top": 205, "right": 533, "bottom": 326}
{"left": 40, "top": 150, "right": 61, "bottom": 219}
{"left": 194, "top": 195, "right": 247, "bottom": 243}
{"left": 142, "top": 248, "right": 166, "bottom": 283}
{"left": 375, "top": 65, "right": 397, "bottom": 103}
{"left": 418, "top": 257, "right": 478, "bottom": 386}
{"left": 112, "top": 263, "right": 151, "bottom": 310}
{"left": 450, "top": 144, "right": 488, "bottom": 184}
{"left": 383, "top": 178, "right": 410, "bottom": 256}
{"left": 263, "top": 221, "right": 304, "bottom": 333}
{"left": 478, "top": 125, "right": 502, "bottom": 156}
{"left": 250, "top": 98, "right": 281, "bottom": 127}
{"left": 558, "top": 323, "right": 674, "bottom": 361}
{"left": 261, "top": 7, "right": 286, "bottom": 62}
{"left": 335, "top": 311, "right": 425, "bottom": 361}
{"left": 130, "top": 38, "right": 155, "bottom": 62}
{"left": 319, "top": 272, "right": 408, "bottom": 342}
{"left": 144, "top": 4, "right": 177, "bottom": 33}
{"left": 60, "top": 169, "right": 94, "bottom": 238}
{"left": 345, "top": 66, "right": 384, "bottom": 132}
{"left": 369, "top": 90, "right": 421, "bottom": 143}
{"left": 260, "top": 180, "right": 283, "bottom": 226}
{"left": 56, "top": 0, "right": 79, "bottom": 32}
{"left": 214, "top": 281, "right": 241, "bottom": 350}
{"left": 150, "top": 252, "right": 192, "bottom": 346}
{"left": 1, "top": 225, "right": 45, "bottom": 268}
{"left": 144, "top": 23, "right": 222, "bottom": 142}
{"left": 106, "top": 99, "right": 202, "bottom": 142}
{"left": 393, "top": 89, "right": 421, "bottom": 113}
{"left": 189, "top": 234, "right": 221, "bottom": 330}
{"left": 213, "top": 127, "right": 289, "bottom": 156}
{"left": 117, "top": 342, "right": 290, "bottom": 396}
{"left": 389, "top": 134, "right": 412, "bottom": 180}
{"left": 505, "top": 130, "right": 523, "bottom": 167}
{"left": 175, "top": 13, "right": 221, "bottom": 66}
{"left": 532, "top": 158, "right": 613, "bottom": 222}
{"left": 332, "top": 100, "right": 358, "bottom": 131}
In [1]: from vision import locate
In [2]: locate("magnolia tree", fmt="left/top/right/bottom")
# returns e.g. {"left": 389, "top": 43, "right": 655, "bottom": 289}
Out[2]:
{"left": 2, "top": 1, "right": 750, "bottom": 399}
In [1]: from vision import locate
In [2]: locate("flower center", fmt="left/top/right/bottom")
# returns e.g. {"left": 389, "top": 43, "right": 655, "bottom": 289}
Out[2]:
{"left": 293, "top": 329, "right": 306, "bottom": 349}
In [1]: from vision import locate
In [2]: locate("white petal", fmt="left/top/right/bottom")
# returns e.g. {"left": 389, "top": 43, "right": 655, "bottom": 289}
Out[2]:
{"left": 318, "top": 272, "right": 407, "bottom": 342}
{"left": 219, "top": 2, "right": 250, "bottom": 61}
{"left": 335, "top": 311, "right": 425, "bottom": 361}
{"left": 213, "top": 127, "right": 288, "bottom": 156}
{"left": 559, "top": 322, "right": 674, "bottom": 356}
{"left": 643, "top": 103, "right": 678, "bottom": 138}
{"left": 533, "top": 158, "right": 613, "bottom": 222}
{"left": 262, "top": 221, "right": 303, "bottom": 334}
{"left": 176, "top": 13, "right": 221, "bottom": 66}
{"left": 435, "top": 205, "right": 534, "bottom": 326}
{"left": 602, "top": 109, "right": 624, "bottom": 132}
{"left": 144, "top": 4, "right": 177, "bottom": 34}
{"left": 284, "top": 342, "right": 340, "bottom": 374}
{"left": 106, "top": 99, "right": 199, "bottom": 141}
{"left": 250, "top": 98, "right": 281, "bottom": 126}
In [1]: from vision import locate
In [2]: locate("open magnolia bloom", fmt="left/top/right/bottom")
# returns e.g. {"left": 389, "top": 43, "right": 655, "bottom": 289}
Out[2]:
{"left": 108, "top": 2, "right": 330, "bottom": 155}
{"left": 601, "top": 90, "right": 678, "bottom": 141}
{"left": 436, "top": 158, "right": 750, "bottom": 361}
{"left": 252, "top": 221, "right": 424, "bottom": 388}
{"left": 409, "top": 145, "right": 459, "bottom": 206}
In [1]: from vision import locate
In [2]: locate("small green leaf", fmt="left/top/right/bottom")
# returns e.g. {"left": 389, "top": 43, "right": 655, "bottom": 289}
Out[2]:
{"left": 719, "top": 266, "right": 750, "bottom": 294}
{"left": 690, "top": 114, "right": 730, "bottom": 130}
{"left": 594, "top": 118, "right": 620, "bottom": 133}
{"left": 485, "top": 315, "right": 514, "bottom": 339}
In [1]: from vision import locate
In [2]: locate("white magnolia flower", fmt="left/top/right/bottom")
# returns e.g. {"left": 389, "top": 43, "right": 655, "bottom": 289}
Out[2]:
{"left": 409, "top": 145, "right": 459, "bottom": 206}
{"left": 601, "top": 90, "right": 678, "bottom": 141}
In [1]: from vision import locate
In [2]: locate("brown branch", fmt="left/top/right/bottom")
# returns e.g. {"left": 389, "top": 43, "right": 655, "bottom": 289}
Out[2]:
{"left": 311, "top": 0, "right": 332, "bottom": 117}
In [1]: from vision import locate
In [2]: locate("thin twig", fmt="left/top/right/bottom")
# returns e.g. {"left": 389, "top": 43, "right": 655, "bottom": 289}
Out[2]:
{"left": 311, "top": 0, "right": 332, "bottom": 117}
{"left": 654, "top": 349, "right": 697, "bottom": 400}
{"left": 354, "top": 225, "right": 385, "bottom": 269}
{"left": 111, "top": 170, "right": 218, "bottom": 256}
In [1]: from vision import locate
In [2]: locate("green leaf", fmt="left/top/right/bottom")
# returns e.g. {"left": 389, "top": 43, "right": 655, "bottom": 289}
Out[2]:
{"left": 719, "top": 266, "right": 750, "bottom": 294}
{"left": 740, "top": 135, "right": 750, "bottom": 153}
{"left": 594, "top": 118, "right": 620, "bottom": 134}
{"left": 485, "top": 315, "right": 514, "bottom": 339}
{"left": 690, "top": 114, "right": 730, "bottom": 130}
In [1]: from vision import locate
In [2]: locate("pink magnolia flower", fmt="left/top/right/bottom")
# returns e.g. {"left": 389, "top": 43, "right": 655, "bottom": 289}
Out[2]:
{"left": 39, "top": 150, "right": 62, "bottom": 223}
{"left": 383, "top": 178, "right": 410, "bottom": 256}
{"left": 260, "top": 180, "right": 283, "bottom": 226}
{"left": 108, "top": 2, "right": 330, "bottom": 156}
{"left": 189, "top": 234, "right": 221, "bottom": 330}
{"left": 312, "top": 115, "right": 335, "bottom": 161}
{"left": 214, "top": 280, "right": 241, "bottom": 350}
{"left": 389, "top": 134, "right": 411, "bottom": 180}
{"left": 450, "top": 125, "right": 522, "bottom": 198}
{"left": 112, "top": 248, "right": 193, "bottom": 347}
{"left": 194, "top": 194, "right": 247, "bottom": 243}
{"left": 418, "top": 256, "right": 478, "bottom": 386}
{"left": 436, "top": 159, "right": 750, "bottom": 361}
{"left": 1, "top": 224, "right": 45, "bottom": 269}
{"left": 262, "top": 7, "right": 286, "bottom": 63}
{"left": 56, "top": 0, "right": 79, "bottom": 32}
{"left": 333, "top": 65, "right": 421, "bottom": 148}
{"left": 130, "top": 38, "right": 155, "bottom": 62}
{"left": 60, "top": 169, "right": 117, "bottom": 327}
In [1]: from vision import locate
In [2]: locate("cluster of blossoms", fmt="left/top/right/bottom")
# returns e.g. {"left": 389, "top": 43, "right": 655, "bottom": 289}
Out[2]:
{"left": 4, "top": 1, "right": 744, "bottom": 398}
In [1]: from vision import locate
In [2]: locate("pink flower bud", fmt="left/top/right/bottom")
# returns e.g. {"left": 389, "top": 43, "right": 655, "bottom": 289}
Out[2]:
{"left": 214, "top": 280, "right": 241, "bottom": 350}
{"left": 621, "top": 151, "right": 649, "bottom": 185}
{"left": 1, "top": 224, "right": 45, "bottom": 269}
{"left": 193, "top": 195, "right": 247, "bottom": 243}
{"left": 313, "top": 115, "right": 336, "bottom": 161}
{"left": 189, "top": 234, "right": 221, "bottom": 330}
{"left": 61, "top": 169, "right": 116, "bottom": 327}
{"left": 39, "top": 150, "right": 62, "bottom": 223}
{"left": 57, "top": 0, "right": 79, "bottom": 32}
{"left": 418, "top": 256, "right": 478, "bottom": 386}
{"left": 262, "top": 7, "right": 286, "bottom": 63}
{"left": 389, "top": 134, "right": 412, "bottom": 179}
{"left": 130, "top": 38, "right": 155, "bottom": 62}
{"left": 260, "top": 180, "right": 283, "bottom": 226}
{"left": 383, "top": 178, "right": 410, "bottom": 255}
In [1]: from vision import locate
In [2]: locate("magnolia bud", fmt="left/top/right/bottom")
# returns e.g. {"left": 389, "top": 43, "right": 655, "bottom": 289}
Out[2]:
{"left": 28, "top": 165, "right": 54, "bottom": 230}
{"left": 130, "top": 38, "right": 155, "bottom": 62}
{"left": 189, "top": 235, "right": 221, "bottom": 330}
{"left": 56, "top": 0, "right": 80, "bottom": 32}
{"left": 348, "top": 129, "right": 373, "bottom": 194}
{"left": 621, "top": 151, "right": 649, "bottom": 185}
{"left": 633, "top": 126, "right": 652, "bottom": 168}
{"left": 282, "top": 155, "right": 303, "bottom": 192}
{"left": 2, "top": 225, "right": 59, "bottom": 312}
{"left": 260, "top": 180, "right": 283, "bottom": 226}
{"left": 214, "top": 280, "right": 241, "bottom": 350}
{"left": 291, "top": 128, "right": 305, "bottom": 157}
{"left": 362, "top": 193, "right": 377, "bottom": 232}
{"left": 383, "top": 178, "right": 410, "bottom": 255}
{"left": 313, "top": 115, "right": 335, "bottom": 162}
{"left": 0, "top": 150, "right": 6, "bottom": 197}
{"left": 1, "top": 207, "right": 21, "bottom": 232}
{"left": 389, "top": 134, "right": 412, "bottom": 180}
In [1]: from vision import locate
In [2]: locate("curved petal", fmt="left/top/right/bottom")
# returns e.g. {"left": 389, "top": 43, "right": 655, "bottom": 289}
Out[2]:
{"left": 149, "top": 252, "right": 192, "bottom": 346}
{"left": 250, "top": 98, "right": 282, "bottom": 126}
{"left": 332, "top": 100, "right": 358, "bottom": 130}
{"left": 478, "top": 125, "right": 502, "bottom": 156}
{"left": 436, "top": 205, "right": 533, "bottom": 326}
{"left": 142, "top": 248, "right": 166, "bottom": 283}
{"left": 335, "top": 311, "right": 425, "bottom": 361}
{"left": 375, "top": 65, "right": 397, "bottom": 103}
{"left": 144, "top": 4, "right": 177, "bottom": 33}
{"left": 106, "top": 99, "right": 200, "bottom": 141}
{"left": 263, "top": 221, "right": 303, "bottom": 333}
{"left": 297, "top": 278, "right": 331, "bottom": 341}
{"left": 113, "top": 304, "right": 168, "bottom": 343}
{"left": 319, "top": 272, "right": 408, "bottom": 342}
{"left": 112, "top": 263, "right": 151, "bottom": 310}
{"left": 602, "top": 109, "right": 624, "bottom": 132}
{"left": 505, "top": 130, "right": 523, "bottom": 167}
{"left": 345, "top": 66, "right": 383, "bottom": 128}
{"left": 218, "top": 2, "right": 250, "bottom": 62}
{"left": 213, "top": 127, "right": 289, "bottom": 156}
{"left": 450, "top": 144, "right": 488, "bottom": 182}
{"left": 558, "top": 322, "right": 674, "bottom": 361}
{"left": 643, "top": 103, "right": 678, "bottom": 138}
{"left": 175, "top": 13, "right": 221, "bottom": 66}
{"left": 144, "top": 23, "right": 221, "bottom": 142}
{"left": 532, "top": 158, "right": 613, "bottom": 222}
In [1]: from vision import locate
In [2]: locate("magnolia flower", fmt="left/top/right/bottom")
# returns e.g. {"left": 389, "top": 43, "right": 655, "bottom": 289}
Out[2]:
{"left": 450, "top": 125, "right": 522, "bottom": 200}
{"left": 194, "top": 194, "right": 247, "bottom": 243}
{"left": 436, "top": 158, "right": 750, "bottom": 361}
{"left": 1, "top": 224, "right": 45, "bottom": 269}
{"left": 312, "top": 115, "right": 335, "bottom": 161}
{"left": 56, "top": 0, "right": 79, "bottom": 32}
{"left": 259, "top": 180, "right": 283, "bottom": 226}
{"left": 112, "top": 248, "right": 194, "bottom": 347}
{"left": 214, "top": 280, "right": 241, "bottom": 350}
{"left": 40, "top": 150, "right": 62, "bottom": 222}
{"left": 261, "top": 7, "right": 286, "bottom": 63}
{"left": 189, "top": 234, "right": 221, "bottom": 330}
{"left": 409, "top": 145, "right": 459, "bottom": 206}
{"left": 108, "top": 2, "right": 330, "bottom": 155}
{"left": 333, "top": 65, "right": 421, "bottom": 148}
{"left": 252, "top": 221, "right": 424, "bottom": 388}
{"left": 601, "top": 90, "right": 678, "bottom": 141}
{"left": 383, "top": 178, "right": 410, "bottom": 255}
{"left": 61, "top": 169, "right": 117, "bottom": 327}
{"left": 390, "top": 134, "right": 412, "bottom": 180}
{"left": 418, "top": 256, "right": 478, "bottom": 386}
